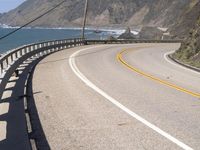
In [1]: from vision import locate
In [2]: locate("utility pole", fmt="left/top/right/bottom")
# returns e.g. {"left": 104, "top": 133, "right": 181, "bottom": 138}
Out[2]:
{"left": 81, "top": 0, "right": 88, "bottom": 39}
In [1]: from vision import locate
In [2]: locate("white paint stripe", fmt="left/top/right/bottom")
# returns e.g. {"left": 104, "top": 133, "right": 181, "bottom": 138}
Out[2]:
{"left": 0, "top": 121, "right": 7, "bottom": 141}
{"left": 69, "top": 46, "right": 193, "bottom": 150}
{"left": 164, "top": 51, "right": 200, "bottom": 75}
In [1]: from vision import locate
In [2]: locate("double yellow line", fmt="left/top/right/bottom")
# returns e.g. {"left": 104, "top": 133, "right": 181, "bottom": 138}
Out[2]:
{"left": 117, "top": 49, "right": 200, "bottom": 98}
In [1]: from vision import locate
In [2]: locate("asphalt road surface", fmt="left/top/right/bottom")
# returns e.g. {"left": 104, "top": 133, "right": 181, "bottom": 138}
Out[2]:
{"left": 32, "top": 43, "right": 200, "bottom": 150}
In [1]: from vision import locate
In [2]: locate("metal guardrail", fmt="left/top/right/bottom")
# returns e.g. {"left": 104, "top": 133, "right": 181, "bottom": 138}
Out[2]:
{"left": 0, "top": 38, "right": 183, "bottom": 77}
{"left": 0, "top": 38, "right": 183, "bottom": 76}
{"left": 0, "top": 38, "right": 84, "bottom": 99}
{"left": 0, "top": 38, "right": 83, "bottom": 76}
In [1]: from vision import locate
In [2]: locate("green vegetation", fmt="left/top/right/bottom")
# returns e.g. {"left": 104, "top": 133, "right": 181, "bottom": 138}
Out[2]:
{"left": 172, "top": 16, "right": 200, "bottom": 68}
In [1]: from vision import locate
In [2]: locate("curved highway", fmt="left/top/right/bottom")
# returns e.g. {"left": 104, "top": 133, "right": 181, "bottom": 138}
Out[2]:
{"left": 32, "top": 43, "right": 200, "bottom": 150}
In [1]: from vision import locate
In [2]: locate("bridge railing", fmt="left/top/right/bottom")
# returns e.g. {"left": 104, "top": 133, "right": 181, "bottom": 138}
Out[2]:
{"left": 0, "top": 38, "right": 83, "bottom": 75}
{"left": 0, "top": 38, "right": 84, "bottom": 98}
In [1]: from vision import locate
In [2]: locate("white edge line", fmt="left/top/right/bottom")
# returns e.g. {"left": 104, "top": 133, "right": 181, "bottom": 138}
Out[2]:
{"left": 69, "top": 46, "right": 193, "bottom": 150}
{"left": 164, "top": 51, "right": 200, "bottom": 75}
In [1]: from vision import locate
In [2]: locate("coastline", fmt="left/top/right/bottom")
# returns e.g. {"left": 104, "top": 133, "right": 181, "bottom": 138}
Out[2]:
{"left": 0, "top": 24, "right": 139, "bottom": 35}
{"left": 0, "top": 24, "right": 139, "bottom": 54}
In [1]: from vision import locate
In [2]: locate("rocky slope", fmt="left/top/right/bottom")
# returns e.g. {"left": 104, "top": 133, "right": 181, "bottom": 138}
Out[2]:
{"left": 172, "top": 13, "right": 200, "bottom": 68}
{"left": 117, "top": 27, "right": 137, "bottom": 39}
{"left": 139, "top": 26, "right": 164, "bottom": 40}
{"left": 0, "top": 0, "right": 197, "bottom": 33}
{"left": 170, "top": 0, "right": 200, "bottom": 38}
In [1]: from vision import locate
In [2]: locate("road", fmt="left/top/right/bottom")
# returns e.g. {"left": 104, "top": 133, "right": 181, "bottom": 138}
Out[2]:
{"left": 32, "top": 43, "right": 200, "bottom": 150}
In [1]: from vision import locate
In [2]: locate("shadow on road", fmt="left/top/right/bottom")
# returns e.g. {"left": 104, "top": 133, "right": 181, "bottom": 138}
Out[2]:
{"left": 0, "top": 55, "right": 50, "bottom": 149}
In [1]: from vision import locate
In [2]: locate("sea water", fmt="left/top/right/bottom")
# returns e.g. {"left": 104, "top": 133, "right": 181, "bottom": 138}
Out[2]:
{"left": 0, "top": 27, "right": 119, "bottom": 54}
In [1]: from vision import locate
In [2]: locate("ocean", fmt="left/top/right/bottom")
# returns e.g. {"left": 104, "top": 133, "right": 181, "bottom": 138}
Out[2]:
{"left": 0, "top": 27, "right": 122, "bottom": 54}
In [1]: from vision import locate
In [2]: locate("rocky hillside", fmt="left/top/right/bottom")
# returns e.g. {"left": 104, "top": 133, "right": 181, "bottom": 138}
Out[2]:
{"left": 139, "top": 26, "right": 164, "bottom": 40}
{"left": 0, "top": 0, "right": 198, "bottom": 34}
{"left": 170, "top": 0, "right": 200, "bottom": 38}
{"left": 172, "top": 13, "right": 200, "bottom": 68}
{"left": 0, "top": 0, "right": 199, "bottom": 68}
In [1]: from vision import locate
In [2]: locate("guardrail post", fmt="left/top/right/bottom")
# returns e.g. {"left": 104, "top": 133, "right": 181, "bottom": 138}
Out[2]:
{"left": 60, "top": 41, "right": 62, "bottom": 50}
{"left": 35, "top": 45, "right": 38, "bottom": 57}
{"left": 27, "top": 47, "right": 30, "bottom": 53}
{"left": 30, "top": 46, "right": 33, "bottom": 52}
{"left": 34, "top": 45, "right": 37, "bottom": 50}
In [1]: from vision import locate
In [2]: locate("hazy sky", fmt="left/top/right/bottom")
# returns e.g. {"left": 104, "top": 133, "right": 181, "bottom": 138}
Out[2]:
{"left": 0, "top": 0, "right": 26, "bottom": 13}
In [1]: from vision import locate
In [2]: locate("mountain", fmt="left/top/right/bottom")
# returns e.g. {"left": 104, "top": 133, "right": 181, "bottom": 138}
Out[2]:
{"left": 0, "top": 0, "right": 199, "bottom": 67}
{"left": 0, "top": 0, "right": 197, "bottom": 34}
{"left": 170, "top": 0, "right": 200, "bottom": 39}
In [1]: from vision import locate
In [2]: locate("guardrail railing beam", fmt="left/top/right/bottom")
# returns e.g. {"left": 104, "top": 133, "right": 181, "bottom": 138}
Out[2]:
{"left": 0, "top": 38, "right": 84, "bottom": 78}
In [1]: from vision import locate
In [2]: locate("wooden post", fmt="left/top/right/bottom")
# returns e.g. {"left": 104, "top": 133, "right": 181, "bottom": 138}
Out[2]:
{"left": 81, "top": 0, "right": 88, "bottom": 39}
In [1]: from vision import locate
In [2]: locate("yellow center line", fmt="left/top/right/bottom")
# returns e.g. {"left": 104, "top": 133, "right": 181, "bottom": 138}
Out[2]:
{"left": 117, "top": 49, "right": 200, "bottom": 98}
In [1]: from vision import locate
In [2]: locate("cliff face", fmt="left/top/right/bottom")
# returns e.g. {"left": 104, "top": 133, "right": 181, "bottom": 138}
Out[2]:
{"left": 171, "top": 1, "right": 200, "bottom": 68}
{"left": 170, "top": 1, "right": 200, "bottom": 38}
{"left": 172, "top": 13, "right": 200, "bottom": 68}
{"left": 139, "top": 26, "right": 164, "bottom": 40}
{"left": 0, "top": 0, "right": 140, "bottom": 27}
{"left": 0, "top": 0, "right": 196, "bottom": 31}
